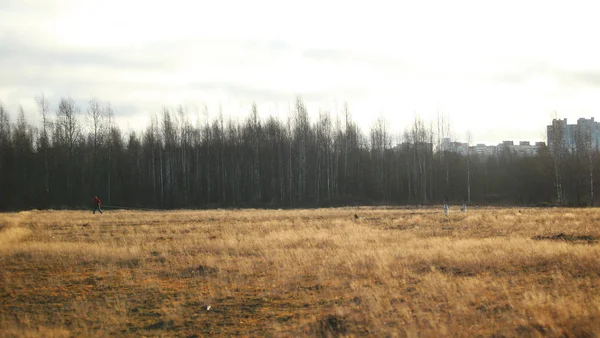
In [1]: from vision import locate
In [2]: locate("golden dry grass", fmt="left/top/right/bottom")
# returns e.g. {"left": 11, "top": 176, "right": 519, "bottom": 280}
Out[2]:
{"left": 1, "top": 206, "right": 599, "bottom": 337}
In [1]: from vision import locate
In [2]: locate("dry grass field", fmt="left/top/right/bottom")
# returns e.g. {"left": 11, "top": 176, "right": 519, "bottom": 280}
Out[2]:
{"left": 1, "top": 206, "right": 599, "bottom": 337}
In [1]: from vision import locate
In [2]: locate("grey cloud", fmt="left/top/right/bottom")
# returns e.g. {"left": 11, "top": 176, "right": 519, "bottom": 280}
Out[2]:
{"left": 485, "top": 62, "right": 540, "bottom": 84}
{"left": 108, "top": 104, "right": 139, "bottom": 117}
{"left": 139, "top": 37, "right": 291, "bottom": 55}
{"left": 490, "top": 72, "right": 528, "bottom": 84}
{"left": 0, "top": 35, "right": 293, "bottom": 92}
{"left": 189, "top": 82, "right": 367, "bottom": 103}
{"left": 302, "top": 48, "right": 346, "bottom": 60}
{"left": 63, "top": 98, "right": 140, "bottom": 117}
{"left": 188, "top": 82, "right": 340, "bottom": 103}
{"left": 190, "top": 82, "right": 290, "bottom": 101}
{"left": 243, "top": 40, "right": 291, "bottom": 53}
{"left": 483, "top": 61, "right": 600, "bottom": 89}
{"left": 0, "top": 32, "right": 368, "bottom": 120}
{"left": 0, "top": 38, "right": 171, "bottom": 70}
{"left": 302, "top": 48, "right": 407, "bottom": 69}
{"left": 0, "top": 0, "right": 67, "bottom": 11}
{"left": 561, "top": 70, "right": 600, "bottom": 88}
{"left": 64, "top": 100, "right": 141, "bottom": 118}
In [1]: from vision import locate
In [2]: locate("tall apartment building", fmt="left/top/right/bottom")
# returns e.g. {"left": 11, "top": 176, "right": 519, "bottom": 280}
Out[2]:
{"left": 547, "top": 118, "right": 600, "bottom": 151}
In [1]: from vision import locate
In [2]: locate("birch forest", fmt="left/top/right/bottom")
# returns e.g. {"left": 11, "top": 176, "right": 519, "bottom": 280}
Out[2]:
{"left": 0, "top": 97, "right": 596, "bottom": 210}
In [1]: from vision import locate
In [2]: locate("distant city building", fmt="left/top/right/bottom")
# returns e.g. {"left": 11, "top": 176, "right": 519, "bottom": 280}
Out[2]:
{"left": 497, "top": 140, "right": 543, "bottom": 156}
{"left": 441, "top": 138, "right": 469, "bottom": 156}
{"left": 441, "top": 138, "right": 544, "bottom": 157}
{"left": 514, "top": 141, "right": 539, "bottom": 156}
{"left": 475, "top": 143, "right": 497, "bottom": 156}
{"left": 430, "top": 117, "right": 600, "bottom": 157}
{"left": 547, "top": 117, "right": 600, "bottom": 152}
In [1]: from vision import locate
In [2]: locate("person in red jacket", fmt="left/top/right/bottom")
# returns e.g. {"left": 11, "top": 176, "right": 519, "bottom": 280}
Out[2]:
{"left": 93, "top": 196, "right": 103, "bottom": 214}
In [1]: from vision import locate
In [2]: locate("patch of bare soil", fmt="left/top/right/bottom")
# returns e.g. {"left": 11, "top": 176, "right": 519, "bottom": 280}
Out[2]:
{"left": 180, "top": 265, "right": 220, "bottom": 278}
{"left": 532, "top": 233, "right": 598, "bottom": 243}
{"left": 314, "top": 314, "right": 348, "bottom": 337}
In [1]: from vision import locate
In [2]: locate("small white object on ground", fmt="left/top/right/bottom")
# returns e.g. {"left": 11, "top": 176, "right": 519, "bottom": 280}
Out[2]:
{"left": 207, "top": 305, "right": 211, "bottom": 311}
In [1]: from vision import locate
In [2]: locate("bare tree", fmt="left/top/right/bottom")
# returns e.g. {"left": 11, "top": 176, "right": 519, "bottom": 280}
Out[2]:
{"left": 250, "top": 103, "right": 261, "bottom": 203}
{"left": 56, "top": 97, "right": 81, "bottom": 203}
{"left": 548, "top": 118, "right": 566, "bottom": 205}
{"left": 0, "top": 103, "right": 10, "bottom": 207}
{"left": 87, "top": 98, "right": 106, "bottom": 194}
{"left": 36, "top": 95, "right": 51, "bottom": 201}
{"left": 406, "top": 117, "right": 431, "bottom": 204}
{"left": 293, "top": 98, "right": 310, "bottom": 203}
{"left": 178, "top": 105, "right": 192, "bottom": 206}
{"left": 57, "top": 98, "right": 80, "bottom": 156}
{"left": 573, "top": 120, "right": 597, "bottom": 206}
{"left": 88, "top": 99, "right": 105, "bottom": 153}
{"left": 316, "top": 110, "right": 333, "bottom": 203}
{"left": 370, "top": 117, "right": 390, "bottom": 200}
{"left": 105, "top": 102, "right": 114, "bottom": 204}
{"left": 466, "top": 130, "right": 472, "bottom": 204}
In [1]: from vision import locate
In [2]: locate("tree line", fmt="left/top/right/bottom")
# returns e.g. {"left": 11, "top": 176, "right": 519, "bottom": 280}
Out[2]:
{"left": 0, "top": 96, "right": 597, "bottom": 211}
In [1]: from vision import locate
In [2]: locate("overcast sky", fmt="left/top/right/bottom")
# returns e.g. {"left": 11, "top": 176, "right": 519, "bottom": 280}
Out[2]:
{"left": 1, "top": 0, "right": 600, "bottom": 145}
